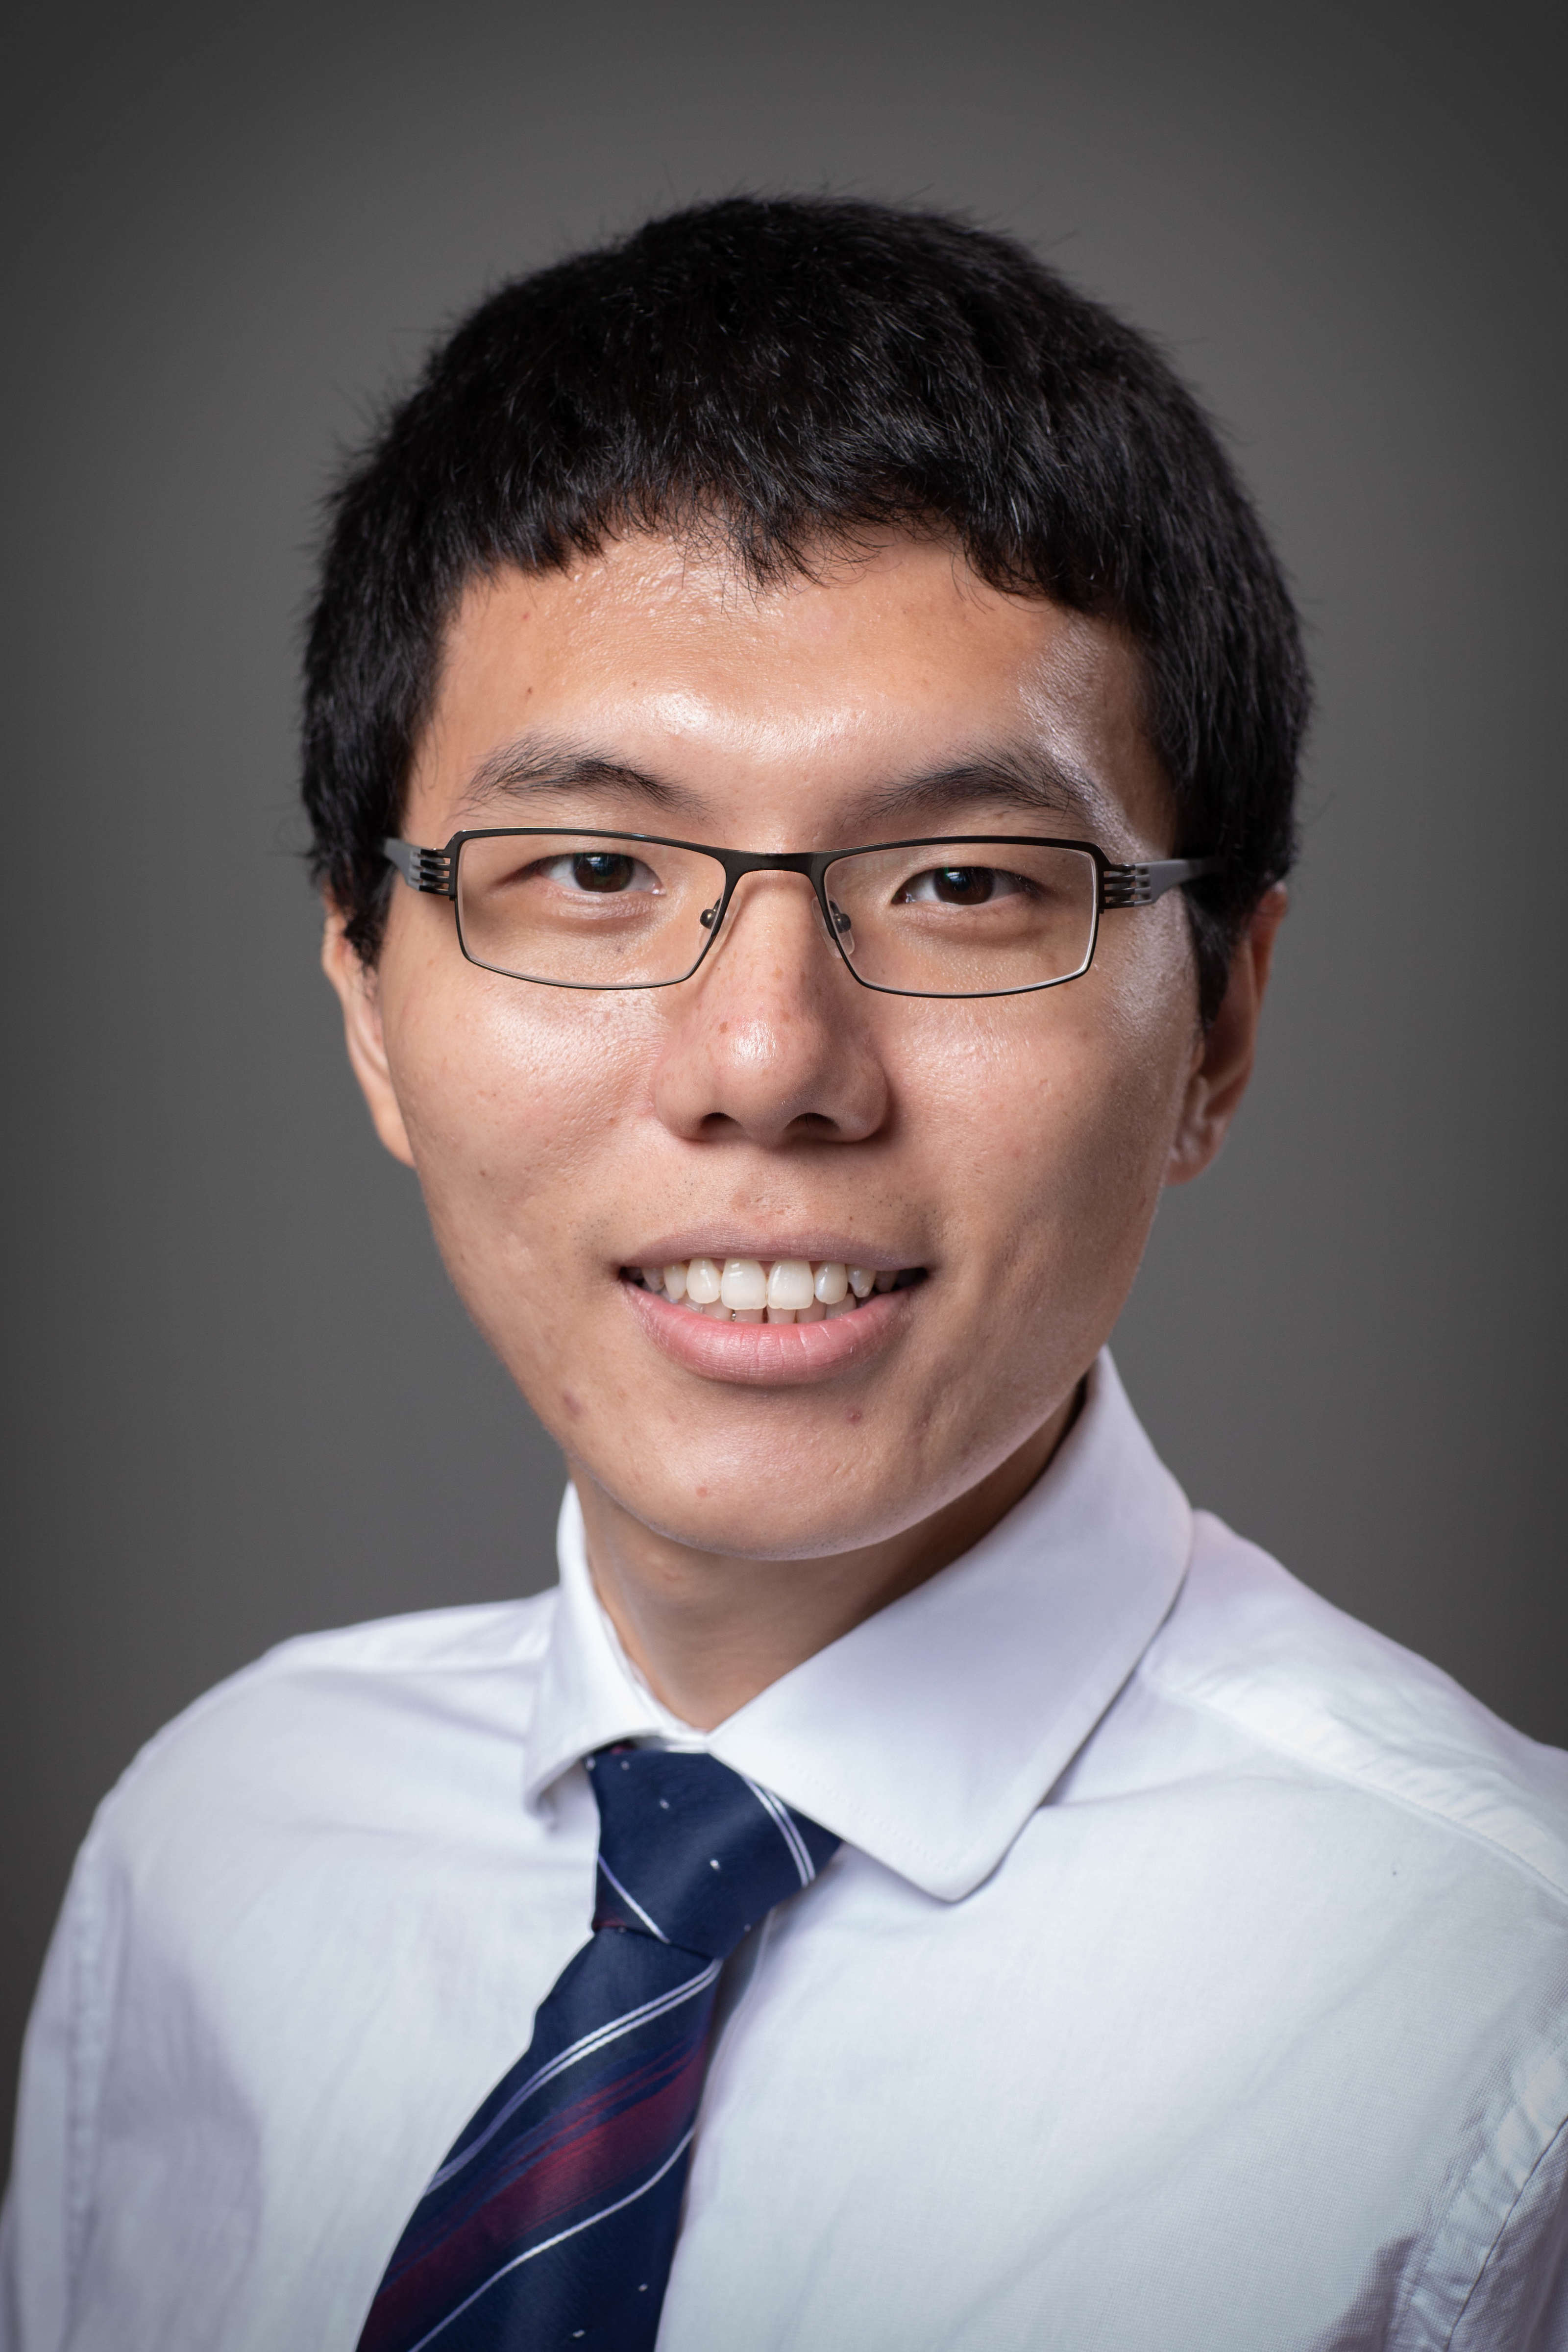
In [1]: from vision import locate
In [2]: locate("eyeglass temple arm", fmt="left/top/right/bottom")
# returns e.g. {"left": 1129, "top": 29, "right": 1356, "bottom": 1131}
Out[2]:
{"left": 384, "top": 838, "right": 455, "bottom": 896}
{"left": 1100, "top": 857, "right": 1220, "bottom": 909}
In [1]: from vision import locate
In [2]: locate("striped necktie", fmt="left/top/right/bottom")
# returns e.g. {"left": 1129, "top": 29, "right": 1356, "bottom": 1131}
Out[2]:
{"left": 357, "top": 1745, "right": 840, "bottom": 2352}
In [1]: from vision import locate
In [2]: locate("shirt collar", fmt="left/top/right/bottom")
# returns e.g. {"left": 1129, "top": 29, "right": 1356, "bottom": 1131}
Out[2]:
{"left": 524, "top": 1351, "right": 1191, "bottom": 1900}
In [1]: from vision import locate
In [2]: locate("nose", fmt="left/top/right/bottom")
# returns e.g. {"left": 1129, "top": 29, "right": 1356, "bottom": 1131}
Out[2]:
{"left": 650, "top": 871, "right": 890, "bottom": 1147}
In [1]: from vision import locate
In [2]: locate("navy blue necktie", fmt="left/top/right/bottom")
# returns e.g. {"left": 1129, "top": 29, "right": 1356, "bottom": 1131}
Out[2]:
{"left": 357, "top": 1746, "right": 839, "bottom": 2352}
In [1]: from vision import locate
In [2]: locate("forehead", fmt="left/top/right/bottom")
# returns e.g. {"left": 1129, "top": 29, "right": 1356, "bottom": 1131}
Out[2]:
{"left": 411, "top": 532, "right": 1169, "bottom": 843}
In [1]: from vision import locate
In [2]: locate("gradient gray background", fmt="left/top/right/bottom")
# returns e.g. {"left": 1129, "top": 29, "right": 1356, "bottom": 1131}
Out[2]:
{"left": 3, "top": 0, "right": 1564, "bottom": 2138}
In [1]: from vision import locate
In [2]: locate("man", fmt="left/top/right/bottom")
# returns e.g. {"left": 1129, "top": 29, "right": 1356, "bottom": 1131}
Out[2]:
{"left": 3, "top": 196, "right": 1565, "bottom": 2352}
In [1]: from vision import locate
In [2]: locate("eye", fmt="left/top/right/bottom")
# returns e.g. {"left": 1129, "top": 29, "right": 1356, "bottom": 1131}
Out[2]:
{"left": 532, "top": 851, "right": 660, "bottom": 895}
{"left": 897, "top": 864, "right": 1029, "bottom": 906}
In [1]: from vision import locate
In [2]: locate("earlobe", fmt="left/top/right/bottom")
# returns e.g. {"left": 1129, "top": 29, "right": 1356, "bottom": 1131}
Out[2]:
{"left": 1164, "top": 883, "right": 1288, "bottom": 1188}
{"left": 320, "top": 907, "right": 417, "bottom": 1169}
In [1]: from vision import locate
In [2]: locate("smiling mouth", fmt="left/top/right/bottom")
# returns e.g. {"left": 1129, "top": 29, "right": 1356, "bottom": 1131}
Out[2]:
{"left": 621, "top": 1256, "right": 928, "bottom": 1323}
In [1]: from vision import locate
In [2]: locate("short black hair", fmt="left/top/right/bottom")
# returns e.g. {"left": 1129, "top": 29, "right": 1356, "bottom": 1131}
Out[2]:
{"left": 302, "top": 194, "right": 1307, "bottom": 1020}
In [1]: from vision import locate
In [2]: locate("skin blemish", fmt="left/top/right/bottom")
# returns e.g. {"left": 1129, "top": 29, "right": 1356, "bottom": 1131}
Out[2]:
{"left": 845, "top": 1408, "right": 863, "bottom": 1424}
{"left": 560, "top": 1389, "right": 584, "bottom": 1420}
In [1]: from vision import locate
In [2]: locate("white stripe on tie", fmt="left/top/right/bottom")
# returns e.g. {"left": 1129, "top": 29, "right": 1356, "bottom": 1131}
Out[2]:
{"left": 740, "top": 1775, "right": 816, "bottom": 1887}
{"left": 423, "top": 1965, "right": 718, "bottom": 2192}
{"left": 596, "top": 1855, "right": 670, "bottom": 1942}
{"left": 404, "top": 2129, "right": 699, "bottom": 2352}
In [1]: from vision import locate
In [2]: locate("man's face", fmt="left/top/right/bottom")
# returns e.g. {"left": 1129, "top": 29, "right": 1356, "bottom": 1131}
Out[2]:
{"left": 332, "top": 532, "right": 1231, "bottom": 1562}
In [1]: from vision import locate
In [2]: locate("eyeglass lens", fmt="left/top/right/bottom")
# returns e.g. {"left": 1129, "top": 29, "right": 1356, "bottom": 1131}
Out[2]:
{"left": 454, "top": 834, "right": 1100, "bottom": 996}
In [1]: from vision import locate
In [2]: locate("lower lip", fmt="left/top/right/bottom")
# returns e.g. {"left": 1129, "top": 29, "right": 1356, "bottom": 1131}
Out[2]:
{"left": 621, "top": 1279, "right": 915, "bottom": 1386}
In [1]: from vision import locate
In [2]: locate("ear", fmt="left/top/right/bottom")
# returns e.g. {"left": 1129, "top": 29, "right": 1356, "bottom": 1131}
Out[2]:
{"left": 320, "top": 905, "right": 417, "bottom": 1169}
{"left": 1165, "top": 883, "right": 1288, "bottom": 1187}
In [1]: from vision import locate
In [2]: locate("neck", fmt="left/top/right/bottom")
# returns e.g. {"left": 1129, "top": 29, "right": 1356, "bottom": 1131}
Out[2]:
{"left": 569, "top": 1390, "right": 1079, "bottom": 1730}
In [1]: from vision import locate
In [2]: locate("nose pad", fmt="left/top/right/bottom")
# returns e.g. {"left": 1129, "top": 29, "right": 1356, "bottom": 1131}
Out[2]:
{"left": 825, "top": 896, "right": 855, "bottom": 954}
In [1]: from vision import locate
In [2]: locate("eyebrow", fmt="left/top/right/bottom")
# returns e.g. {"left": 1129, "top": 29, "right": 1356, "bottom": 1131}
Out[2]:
{"left": 455, "top": 731, "right": 1110, "bottom": 837}
{"left": 855, "top": 747, "right": 1110, "bottom": 833}
{"left": 457, "top": 734, "right": 703, "bottom": 819}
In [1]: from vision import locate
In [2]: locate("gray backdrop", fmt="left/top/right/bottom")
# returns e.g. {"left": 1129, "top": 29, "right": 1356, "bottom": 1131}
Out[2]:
{"left": 3, "top": 0, "right": 1564, "bottom": 2138}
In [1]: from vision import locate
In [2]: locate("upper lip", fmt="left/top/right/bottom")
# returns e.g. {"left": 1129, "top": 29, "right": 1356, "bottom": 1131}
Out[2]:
{"left": 620, "top": 1235, "right": 925, "bottom": 1270}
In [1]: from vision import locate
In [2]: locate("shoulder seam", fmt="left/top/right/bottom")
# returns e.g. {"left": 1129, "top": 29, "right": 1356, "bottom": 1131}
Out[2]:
{"left": 1141, "top": 1661, "right": 1568, "bottom": 1909}
{"left": 98, "top": 1597, "right": 558, "bottom": 1811}
{"left": 62, "top": 1825, "right": 112, "bottom": 2325}
{"left": 1445, "top": 2111, "right": 1568, "bottom": 2348}
{"left": 1415, "top": 2020, "right": 1568, "bottom": 2348}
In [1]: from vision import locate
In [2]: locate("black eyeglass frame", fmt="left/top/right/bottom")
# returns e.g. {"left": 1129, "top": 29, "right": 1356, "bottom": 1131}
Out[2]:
{"left": 383, "top": 830, "right": 1221, "bottom": 1000}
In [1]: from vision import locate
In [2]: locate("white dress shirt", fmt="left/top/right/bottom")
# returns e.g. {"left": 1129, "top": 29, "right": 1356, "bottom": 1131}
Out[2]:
{"left": 4, "top": 1355, "right": 1567, "bottom": 2351}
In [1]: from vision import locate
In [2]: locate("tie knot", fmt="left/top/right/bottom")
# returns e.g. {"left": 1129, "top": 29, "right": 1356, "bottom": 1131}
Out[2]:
{"left": 586, "top": 1746, "right": 839, "bottom": 1960}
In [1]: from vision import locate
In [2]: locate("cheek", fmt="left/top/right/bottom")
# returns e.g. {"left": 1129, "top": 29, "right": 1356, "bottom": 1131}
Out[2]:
{"left": 383, "top": 968, "right": 649, "bottom": 1277}
{"left": 908, "top": 972, "right": 1189, "bottom": 1281}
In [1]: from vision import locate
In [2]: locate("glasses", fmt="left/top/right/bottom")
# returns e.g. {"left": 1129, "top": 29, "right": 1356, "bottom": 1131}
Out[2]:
{"left": 383, "top": 831, "right": 1219, "bottom": 1000}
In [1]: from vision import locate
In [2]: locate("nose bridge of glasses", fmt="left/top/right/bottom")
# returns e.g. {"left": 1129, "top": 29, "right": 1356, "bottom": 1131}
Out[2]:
{"left": 705, "top": 855, "right": 843, "bottom": 953}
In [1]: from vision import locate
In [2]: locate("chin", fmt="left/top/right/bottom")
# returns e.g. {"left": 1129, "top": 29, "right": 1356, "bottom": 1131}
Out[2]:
{"left": 593, "top": 1458, "right": 917, "bottom": 1563}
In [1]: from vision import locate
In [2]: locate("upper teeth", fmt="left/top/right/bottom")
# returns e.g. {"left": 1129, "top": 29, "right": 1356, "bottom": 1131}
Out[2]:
{"left": 635, "top": 1256, "right": 903, "bottom": 1323}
